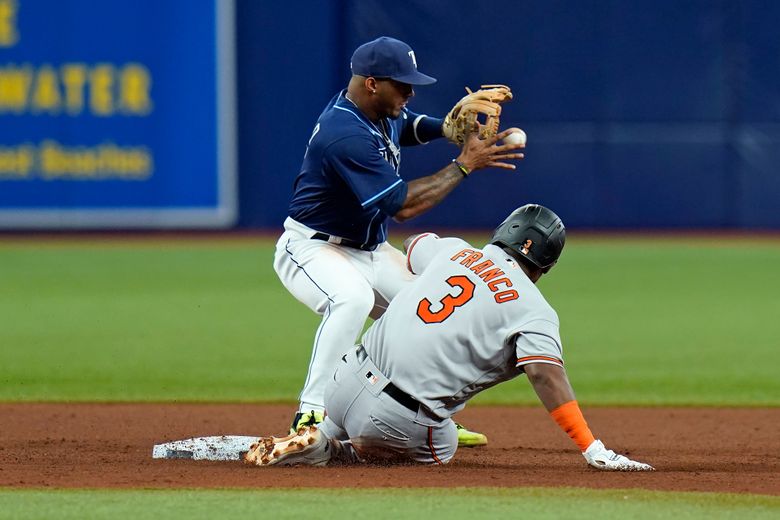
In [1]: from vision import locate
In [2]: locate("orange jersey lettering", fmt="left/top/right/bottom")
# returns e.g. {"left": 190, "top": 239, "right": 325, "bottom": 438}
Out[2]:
{"left": 469, "top": 259, "right": 495, "bottom": 274}
{"left": 487, "top": 277, "right": 513, "bottom": 292}
{"left": 478, "top": 267, "right": 505, "bottom": 284}
{"left": 446, "top": 249, "right": 518, "bottom": 304}
{"left": 494, "top": 290, "right": 519, "bottom": 303}
{"left": 460, "top": 251, "right": 483, "bottom": 267}
{"left": 450, "top": 248, "right": 473, "bottom": 262}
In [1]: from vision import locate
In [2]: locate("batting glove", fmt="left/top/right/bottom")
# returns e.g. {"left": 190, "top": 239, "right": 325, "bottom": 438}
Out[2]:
{"left": 583, "top": 440, "right": 654, "bottom": 471}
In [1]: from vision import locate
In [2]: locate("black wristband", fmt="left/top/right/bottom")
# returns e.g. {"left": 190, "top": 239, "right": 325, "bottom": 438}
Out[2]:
{"left": 452, "top": 159, "right": 470, "bottom": 178}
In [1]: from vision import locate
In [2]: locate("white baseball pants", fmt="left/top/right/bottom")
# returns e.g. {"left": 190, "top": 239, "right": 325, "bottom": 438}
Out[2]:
{"left": 273, "top": 217, "right": 414, "bottom": 413}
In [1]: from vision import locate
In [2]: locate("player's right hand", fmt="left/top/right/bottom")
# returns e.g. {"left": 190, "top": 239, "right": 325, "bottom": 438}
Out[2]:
{"left": 582, "top": 440, "right": 654, "bottom": 471}
{"left": 457, "top": 128, "right": 525, "bottom": 172}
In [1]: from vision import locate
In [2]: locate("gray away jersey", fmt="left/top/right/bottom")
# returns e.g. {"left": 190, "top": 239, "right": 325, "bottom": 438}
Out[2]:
{"left": 361, "top": 234, "right": 563, "bottom": 419}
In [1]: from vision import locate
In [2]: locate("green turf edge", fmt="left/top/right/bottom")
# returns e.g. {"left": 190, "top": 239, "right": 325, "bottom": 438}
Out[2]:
{"left": 1, "top": 487, "right": 777, "bottom": 520}
{"left": 1, "top": 399, "right": 778, "bottom": 409}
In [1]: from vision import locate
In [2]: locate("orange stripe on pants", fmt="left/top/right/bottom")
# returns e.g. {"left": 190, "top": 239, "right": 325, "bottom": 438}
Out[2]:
{"left": 428, "top": 426, "right": 443, "bottom": 465}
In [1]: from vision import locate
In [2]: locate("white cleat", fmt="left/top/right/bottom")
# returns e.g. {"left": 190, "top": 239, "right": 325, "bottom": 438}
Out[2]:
{"left": 244, "top": 425, "right": 330, "bottom": 467}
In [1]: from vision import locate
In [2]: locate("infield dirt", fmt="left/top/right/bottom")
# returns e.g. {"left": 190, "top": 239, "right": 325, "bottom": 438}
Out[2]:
{"left": 1, "top": 404, "right": 778, "bottom": 495}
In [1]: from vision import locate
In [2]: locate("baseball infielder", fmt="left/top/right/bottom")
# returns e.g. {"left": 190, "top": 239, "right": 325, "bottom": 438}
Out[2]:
{"left": 273, "top": 36, "right": 523, "bottom": 447}
{"left": 248, "top": 205, "right": 654, "bottom": 471}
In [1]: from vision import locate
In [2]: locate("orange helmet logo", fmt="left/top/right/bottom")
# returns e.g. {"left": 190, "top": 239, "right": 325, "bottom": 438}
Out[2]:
{"left": 521, "top": 239, "right": 533, "bottom": 255}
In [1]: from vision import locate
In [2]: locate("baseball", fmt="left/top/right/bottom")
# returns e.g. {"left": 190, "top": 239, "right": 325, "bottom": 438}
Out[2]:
{"left": 503, "top": 129, "right": 527, "bottom": 146}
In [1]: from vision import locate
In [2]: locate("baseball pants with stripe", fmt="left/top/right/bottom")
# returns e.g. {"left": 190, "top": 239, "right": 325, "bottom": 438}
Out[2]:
{"left": 318, "top": 345, "right": 457, "bottom": 465}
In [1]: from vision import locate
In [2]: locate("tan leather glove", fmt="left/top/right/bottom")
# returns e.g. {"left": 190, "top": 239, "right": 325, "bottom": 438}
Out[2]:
{"left": 442, "top": 84, "right": 513, "bottom": 146}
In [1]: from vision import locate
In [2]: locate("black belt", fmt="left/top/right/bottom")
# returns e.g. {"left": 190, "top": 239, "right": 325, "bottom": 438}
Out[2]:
{"left": 383, "top": 382, "right": 419, "bottom": 412}
{"left": 353, "top": 345, "right": 418, "bottom": 412}
{"left": 311, "top": 232, "right": 377, "bottom": 251}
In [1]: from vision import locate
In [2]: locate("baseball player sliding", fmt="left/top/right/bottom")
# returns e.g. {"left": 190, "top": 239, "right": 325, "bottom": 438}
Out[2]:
{"left": 248, "top": 205, "right": 654, "bottom": 471}
{"left": 273, "top": 36, "right": 523, "bottom": 447}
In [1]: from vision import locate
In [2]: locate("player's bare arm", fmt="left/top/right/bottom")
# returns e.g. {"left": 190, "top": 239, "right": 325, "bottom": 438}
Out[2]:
{"left": 394, "top": 129, "right": 525, "bottom": 222}
{"left": 524, "top": 362, "right": 577, "bottom": 411}
{"left": 524, "top": 362, "right": 654, "bottom": 471}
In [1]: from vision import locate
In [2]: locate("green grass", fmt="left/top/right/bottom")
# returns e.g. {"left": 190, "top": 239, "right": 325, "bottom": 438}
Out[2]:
{"left": 0, "top": 488, "right": 777, "bottom": 519}
{"left": 0, "top": 239, "right": 317, "bottom": 402}
{"left": 1, "top": 235, "right": 778, "bottom": 405}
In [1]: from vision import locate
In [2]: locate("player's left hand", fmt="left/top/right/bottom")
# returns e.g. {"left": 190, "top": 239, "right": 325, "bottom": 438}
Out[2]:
{"left": 582, "top": 440, "right": 654, "bottom": 471}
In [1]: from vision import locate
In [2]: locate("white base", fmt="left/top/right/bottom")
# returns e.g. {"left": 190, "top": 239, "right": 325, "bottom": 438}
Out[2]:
{"left": 152, "top": 435, "right": 259, "bottom": 461}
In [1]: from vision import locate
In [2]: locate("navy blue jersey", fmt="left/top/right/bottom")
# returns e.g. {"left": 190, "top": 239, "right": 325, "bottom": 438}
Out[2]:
{"left": 288, "top": 90, "right": 444, "bottom": 247}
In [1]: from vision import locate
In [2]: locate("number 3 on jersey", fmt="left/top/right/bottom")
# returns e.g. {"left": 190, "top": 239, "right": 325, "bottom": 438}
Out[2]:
{"left": 416, "top": 275, "right": 475, "bottom": 324}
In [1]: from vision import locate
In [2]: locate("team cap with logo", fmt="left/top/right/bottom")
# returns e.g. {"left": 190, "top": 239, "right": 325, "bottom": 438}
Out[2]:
{"left": 350, "top": 36, "right": 437, "bottom": 85}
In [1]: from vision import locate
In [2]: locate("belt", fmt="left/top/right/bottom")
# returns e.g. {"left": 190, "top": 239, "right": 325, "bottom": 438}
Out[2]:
{"left": 311, "top": 232, "right": 377, "bottom": 251}
{"left": 383, "top": 381, "right": 419, "bottom": 412}
{"left": 354, "top": 345, "right": 418, "bottom": 412}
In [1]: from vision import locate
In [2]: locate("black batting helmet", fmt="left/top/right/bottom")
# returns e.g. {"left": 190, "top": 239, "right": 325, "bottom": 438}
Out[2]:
{"left": 491, "top": 204, "right": 566, "bottom": 272}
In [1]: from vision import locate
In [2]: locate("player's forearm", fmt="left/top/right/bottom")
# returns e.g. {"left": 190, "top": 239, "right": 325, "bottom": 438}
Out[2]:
{"left": 525, "top": 364, "right": 595, "bottom": 452}
{"left": 526, "top": 364, "right": 576, "bottom": 411}
{"left": 393, "top": 163, "right": 464, "bottom": 222}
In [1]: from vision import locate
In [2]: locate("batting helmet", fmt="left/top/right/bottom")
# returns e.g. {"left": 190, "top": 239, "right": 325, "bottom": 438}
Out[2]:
{"left": 491, "top": 204, "right": 566, "bottom": 271}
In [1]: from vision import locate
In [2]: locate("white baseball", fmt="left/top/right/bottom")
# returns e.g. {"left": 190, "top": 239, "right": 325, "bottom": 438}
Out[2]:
{"left": 503, "top": 129, "right": 527, "bottom": 146}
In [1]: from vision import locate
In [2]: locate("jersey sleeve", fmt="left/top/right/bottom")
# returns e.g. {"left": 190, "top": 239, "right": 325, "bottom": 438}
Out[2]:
{"left": 406, "top": 234, "right": 470, "bottom": 275}
{"left": 323, "top": 134, "right": 407, "bottom": 215}
{"left": 513, "top": 319, "right": 564, "bottom": 369}
{"left": 399, "top": 107, "right": 445, "bottom": 146}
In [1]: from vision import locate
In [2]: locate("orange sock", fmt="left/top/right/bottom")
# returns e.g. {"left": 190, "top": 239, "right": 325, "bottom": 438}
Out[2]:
{"left": 550, "top": 400, "right": 595, "bottom": 452}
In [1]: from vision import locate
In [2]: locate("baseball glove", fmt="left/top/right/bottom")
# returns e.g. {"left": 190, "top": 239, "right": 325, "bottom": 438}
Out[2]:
{"left": 442, "top": 84, "right": 513, "bottom": 146}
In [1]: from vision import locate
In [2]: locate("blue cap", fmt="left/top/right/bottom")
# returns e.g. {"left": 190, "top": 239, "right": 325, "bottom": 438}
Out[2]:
{"left": 350, "top": 37, "right": 436, "bottom": 85}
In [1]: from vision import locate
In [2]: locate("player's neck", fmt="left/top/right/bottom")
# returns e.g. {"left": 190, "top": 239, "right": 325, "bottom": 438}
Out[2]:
{"left": 501, "top": 246, "right": 542, "bottom": 284}
{"left": 345, "top": 90, "right": 382, "bottom": 123}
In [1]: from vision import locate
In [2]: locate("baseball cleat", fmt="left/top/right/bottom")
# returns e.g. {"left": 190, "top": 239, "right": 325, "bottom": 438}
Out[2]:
{"left": 456, "top": 423, "right": 488, "bottom": 447}
{"left": 289, "top": 409, "right": 325, "bottom": 434}
{"left": 244, "top": 425, "right": 330, "bottom": 467}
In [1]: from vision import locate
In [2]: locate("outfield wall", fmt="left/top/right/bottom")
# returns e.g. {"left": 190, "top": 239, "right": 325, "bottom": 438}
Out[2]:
{"left": 237, "top": 0, "right": 780, "bottom": 230}
{"left": 0, "top": 0, "right": 777, "bottom": 229}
